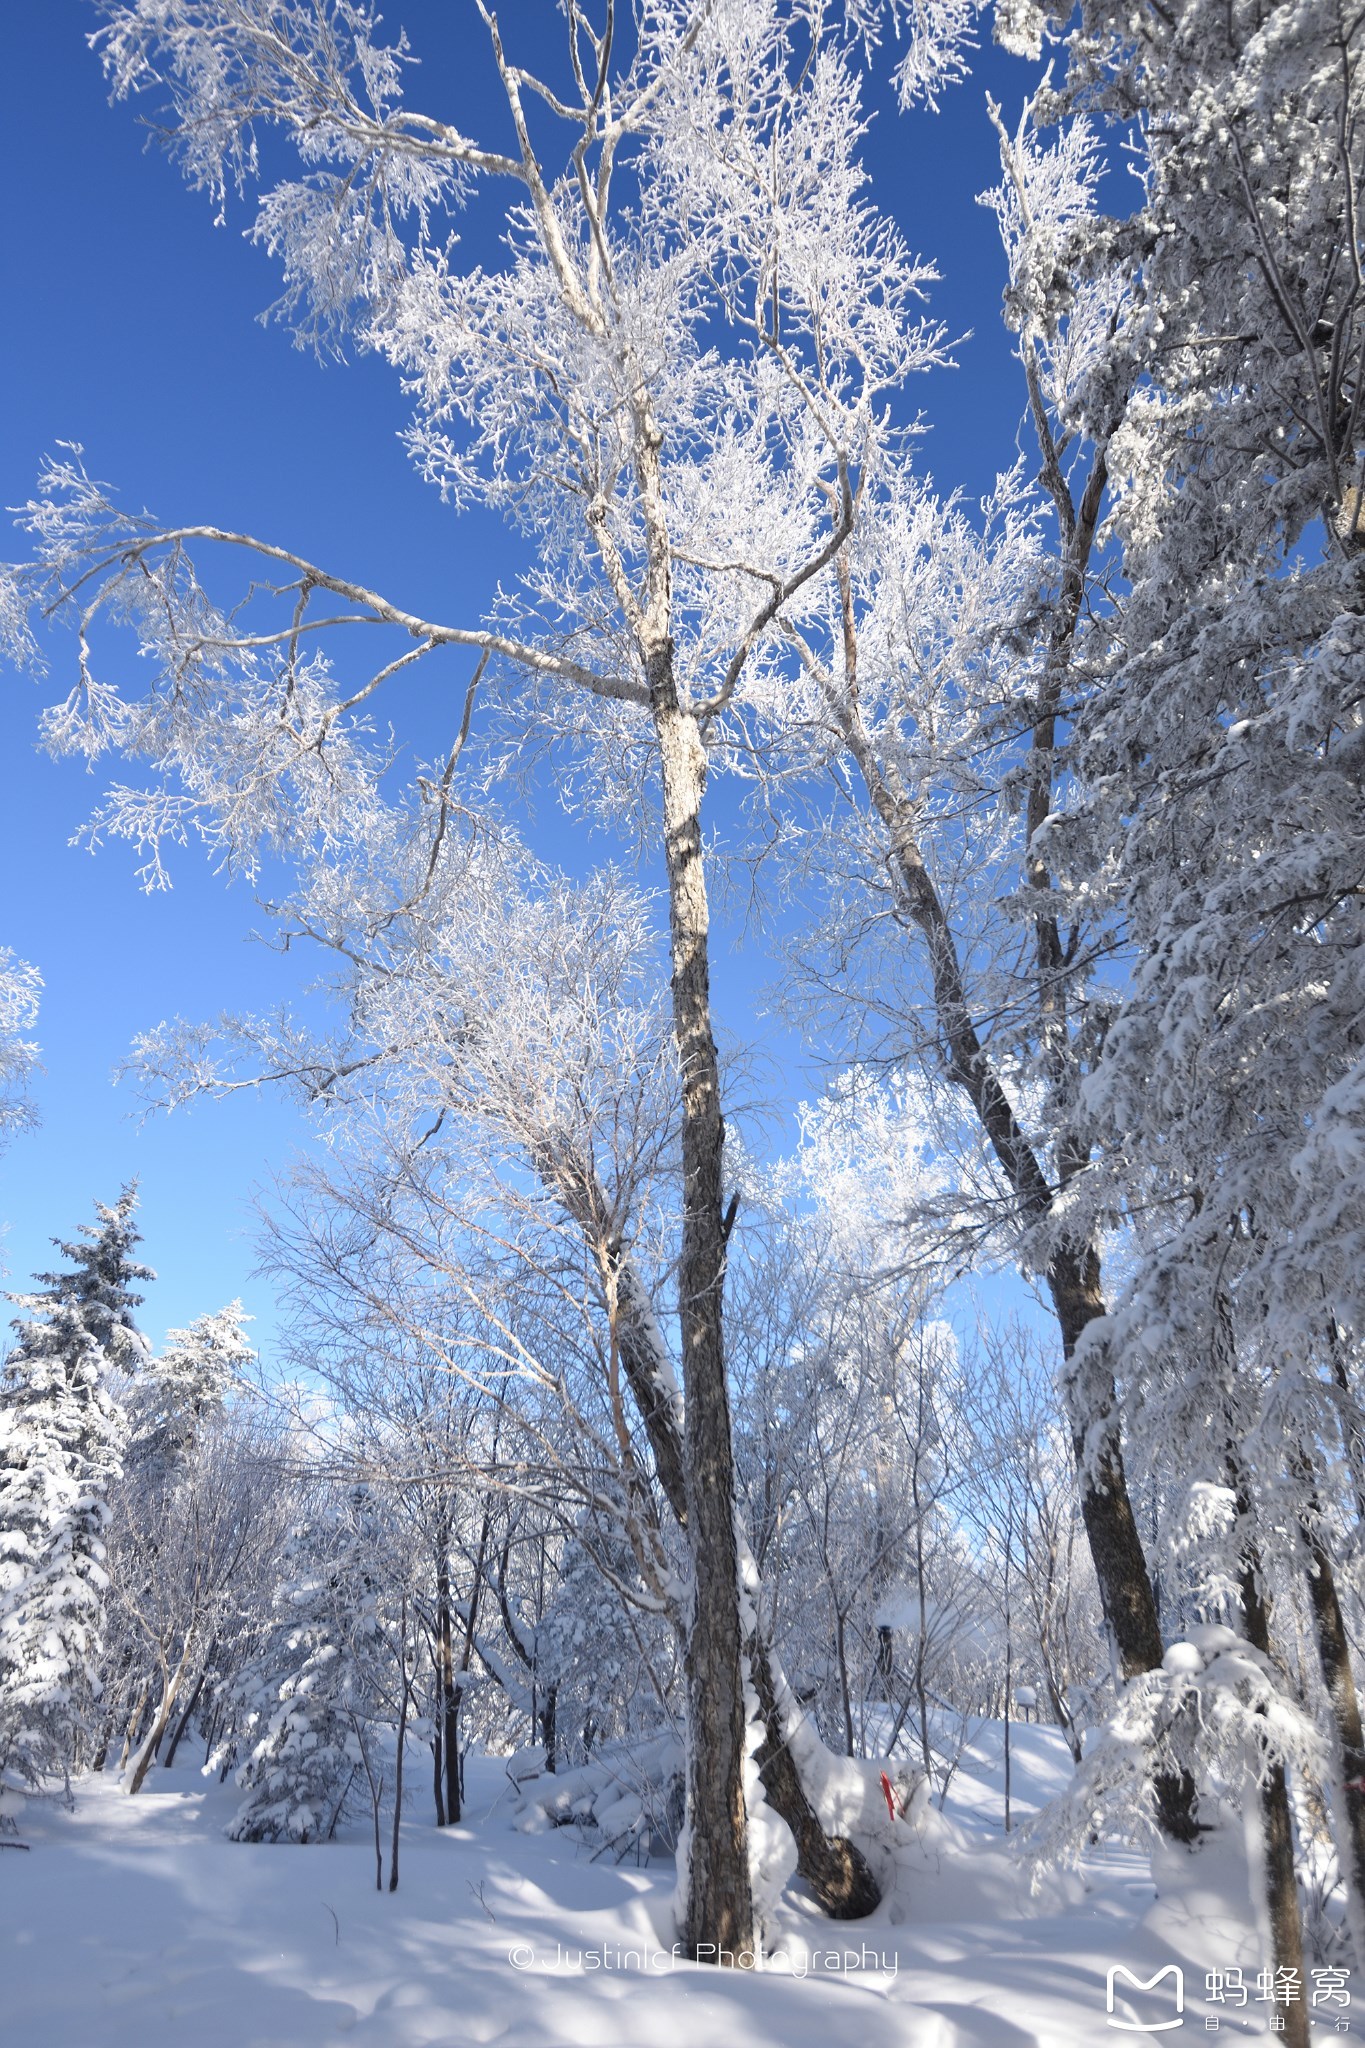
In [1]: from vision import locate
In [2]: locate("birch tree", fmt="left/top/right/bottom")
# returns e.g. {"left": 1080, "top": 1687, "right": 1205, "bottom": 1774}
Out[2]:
{"left": 0, "top": 0, "right": 984, "bottom": 1950}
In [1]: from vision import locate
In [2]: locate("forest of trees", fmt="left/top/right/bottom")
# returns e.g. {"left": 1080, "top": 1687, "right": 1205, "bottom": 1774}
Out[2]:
{"left": 1, "top": 0, "right": 1362, "bottom": 2036}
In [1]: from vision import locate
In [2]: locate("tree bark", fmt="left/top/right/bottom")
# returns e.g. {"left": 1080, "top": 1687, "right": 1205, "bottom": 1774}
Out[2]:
{"left": 609, "top": 1228, "right": 882, "bottom": 1915}
{"left": 1235, "top": 1483, "right": 1308, "bottom": 2048}
{"left": 815, "top": 677, "right": 1193, "bottom": 1835}
{"left": 125, "top": 1643, "right": 195, "bottom": 1796}
{"left": 163, "top": 1652, "right": 213, "bottom": 1770}
{"left": 1298, "top": 1507, "right": 1365, "bottom": 1956}
{"left": 117, "top": 1680, "right": 151, "bottom": 1774}
{"left": 435, "top": 1523, "right": 460, "bottom": 1825}
{"left": 431, "top": 1728, "right": 445, "bottom": 1828}
{"left": 390, "top": 1595, "right": 411, "bottom": 1893}
{"left": 652, "top": 677, "right": 754, "bottom": 1962}
{"left": 749, "top": 1635, "right": 880, "bottom": 1918}
{"left": 1049, "top": 1245, "right": 1198, "bottom": 1843}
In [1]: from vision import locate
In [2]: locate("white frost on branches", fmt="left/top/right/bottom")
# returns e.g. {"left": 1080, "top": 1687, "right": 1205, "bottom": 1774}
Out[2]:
{"left": 0, "top": 949, "right": 41, "bottom": 1145}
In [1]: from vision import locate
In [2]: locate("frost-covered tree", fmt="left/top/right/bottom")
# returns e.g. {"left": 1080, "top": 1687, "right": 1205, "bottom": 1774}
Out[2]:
{"left": 727, "top": 93, "right": 1179, "bottom": 1786}
{"left": 125, "top": 1303, "right": 254, "bottom": 1477}
{"left": 1037, "top": 0, "right": 1365, "bottom": 1384}
{"left": 0, "top": 948, "right": 41, "bottom": 1148}
{"left": 41, "top": 1186, "right": 154, "bottom": 1383}
{"left": 0, "top": 0, "right": 962, "bottom": 1952}
{"left": 15, "top": 0, "right": 1365, "bottom": 1967}
{"left": 226, "top": 1498, "right": 384, "bottom": 1845}
{"left": 102, "top": 1308, "right": 281, "bottom": 1795}
{"left": 0, "top": 1196, "right": 146, "bottom": 1801}
{"left": 983, "top": 0, "right": 1365, "bottom": 2017}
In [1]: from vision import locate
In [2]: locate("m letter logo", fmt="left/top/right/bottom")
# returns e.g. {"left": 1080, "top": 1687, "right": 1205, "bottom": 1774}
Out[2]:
{"left": 1106, "top": 1964, "right": 1185, "bottom": 2030}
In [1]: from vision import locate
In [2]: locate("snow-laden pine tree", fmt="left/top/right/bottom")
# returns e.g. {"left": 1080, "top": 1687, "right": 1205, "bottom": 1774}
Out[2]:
{"left": 1037, "top": 1, "right": 1365, "bottom": 1357}
{"left": 44, "top": 1186, "right": 154, "bottom": 1384}
{"left": 126, "top": 1303, "right": 253, "bottom": 1477}
{"left": 226, "top": 1498, "right": 383, "bottom": 1845}
{"left": 0, "top": 1193, "right": 149, "bottom": 1803}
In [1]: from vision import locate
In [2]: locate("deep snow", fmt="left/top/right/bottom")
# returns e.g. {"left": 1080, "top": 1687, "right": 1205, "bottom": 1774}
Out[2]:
{"left": 1, "top": 1725, "right": 1333, "bottom": 2045}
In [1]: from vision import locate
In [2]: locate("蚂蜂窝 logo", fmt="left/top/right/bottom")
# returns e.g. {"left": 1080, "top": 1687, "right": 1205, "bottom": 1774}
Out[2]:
{"left": 1106, "top": 1963, "right": 1185, "bottom": 2030}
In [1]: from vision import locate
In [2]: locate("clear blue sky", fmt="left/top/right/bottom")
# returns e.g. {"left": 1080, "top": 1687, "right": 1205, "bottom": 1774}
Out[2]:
{"left": 0, "top": 1, "right": 1043, "bottom": 1355}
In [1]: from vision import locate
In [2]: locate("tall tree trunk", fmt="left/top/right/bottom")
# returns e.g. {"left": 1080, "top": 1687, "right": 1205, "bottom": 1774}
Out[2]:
{"left": 118, "top": 1680, "right": 152, "bottom": 1774}
{"left": 435, "top": 1522, "right": 460, "bottom": 1825}
{"left": 445, "top": 1478, "right": 497, "bottom": 1828}
{"left": 1257, "top": 1762, "right": 1308, "bottom": 2048}
{"left": 163, "top": 1650, "right": 213, "bottom": 1770}
{"left": 1049, "top": 1245, "right": 1198, "bottom": 1842}
{"left": 652, "top": 678, "right": 754, "bottom": 1962}
{"left": 1298, "top": 1504, "right": 1365, "bottom": 1957}
{"left": 431, "top": 1728, "right": 446, "bottom": 1828}
{"left": 817, "top": 678, "right": 1192, "bottom": 1837}
{"left": 608, "top": 1231, "right": 880, "bottom": 1915}
{"left": 125, "top": 1642, "right": 195, "bottom": 1796}
{"left": 444, "top": 1694, "right": 461, "bottom": 1822}
{"left": 1235, "top": 1483, "right": 1309, "bottom": 2048}
{"left": 390, "top": 1595, "right": 412, "bottom": 1893}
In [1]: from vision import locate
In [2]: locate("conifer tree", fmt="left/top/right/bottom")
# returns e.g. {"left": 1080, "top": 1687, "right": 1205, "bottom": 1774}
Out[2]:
{"left": 45, "top": 1185, "right": 154, "bottom": 1384}
{"left": 127, "top": 1303, "right": 253, "bottom": 1477}
{"left": 0, "top": 1190, "right": 149, "bottom": 1801}
{"left": 226, "top": 1499, "right": 382, "bottom": 1845}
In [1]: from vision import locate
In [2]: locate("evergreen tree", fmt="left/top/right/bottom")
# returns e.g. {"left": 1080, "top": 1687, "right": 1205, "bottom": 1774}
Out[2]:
{"left": 42, "top": 1185, "right": 154, "bottom": 1384}
{"left": 127, "top": 1303, "right": 253, "bottom": 1478}
{"left": 226, "top": 1501, "right": 382, "bottom": 1845}
{"left": 0, "top": 1190, "right": 149, "bottom": 1801}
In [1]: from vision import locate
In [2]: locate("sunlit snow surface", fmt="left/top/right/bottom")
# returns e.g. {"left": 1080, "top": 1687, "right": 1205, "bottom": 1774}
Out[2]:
{"left": 4, "top": 1728, "right": 1275, "bottom": 2046}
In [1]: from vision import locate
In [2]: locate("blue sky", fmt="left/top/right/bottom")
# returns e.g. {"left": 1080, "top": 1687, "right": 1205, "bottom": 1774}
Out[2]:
{"left": 0, "top": 1, "right": 1043, "bottom": 1354}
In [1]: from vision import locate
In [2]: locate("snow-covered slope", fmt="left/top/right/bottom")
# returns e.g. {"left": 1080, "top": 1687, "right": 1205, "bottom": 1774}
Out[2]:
{"left": 2, "top": 1730, "right": 1270, "bottom": 2046}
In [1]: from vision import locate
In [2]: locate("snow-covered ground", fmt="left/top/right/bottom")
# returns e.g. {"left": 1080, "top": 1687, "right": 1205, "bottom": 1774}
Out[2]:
{"left": 3, "top": 1727, "right": 1307, "bottom": 2046}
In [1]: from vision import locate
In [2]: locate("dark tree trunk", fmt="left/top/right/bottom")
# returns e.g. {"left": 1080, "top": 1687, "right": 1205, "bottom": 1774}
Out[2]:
{"left": 1298, "top": 1507, "right": 1365, "bottom": 1943}
{"left": 609, "top": 1229, "right": 882, "bottom": 1915}
{"left": 390, "top": 1595, "right": 412, "bottom": 1892}
{"left": 1050, "top": 1245, "right": 1199, "bottom": 1843}
{"left": 435, "top": 1519, "right": 460, "bottom": 1825}
{"left": 163, "top": 1654, "right": 212, "bottom": 1770}
{"left": 819, "top": 661, "right": 1193, "bottom": 1825}
{"left": 1258, "top": 1760, "right": 1308, "bottom": 2048}
{"left": 446, "top": 1480, "right": 496, "bottom": 1829}
{"left": 653, "top": 680, "right": 754, "bottom": 1963}
{"left": 445, "top": 1688, "right": 462, "bottom": 1824}
{"left": 749, "top": 1636, "right": 880, "bottom": 1919}
{"left": 875, "top": 1625, "right": 894, "bottom": 1698}
{"left": 540, "top": 1684, "right": 558, "bottom": 1775}
{"left": 1236, "top": 1490, "right": 1308, "bottom": 2048}
{"left": 431, "top": 1731, "right": 446, "bottom": 1829}
{"left": 1047, "top": 1246, "right": 1163, "bottom": 1678}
